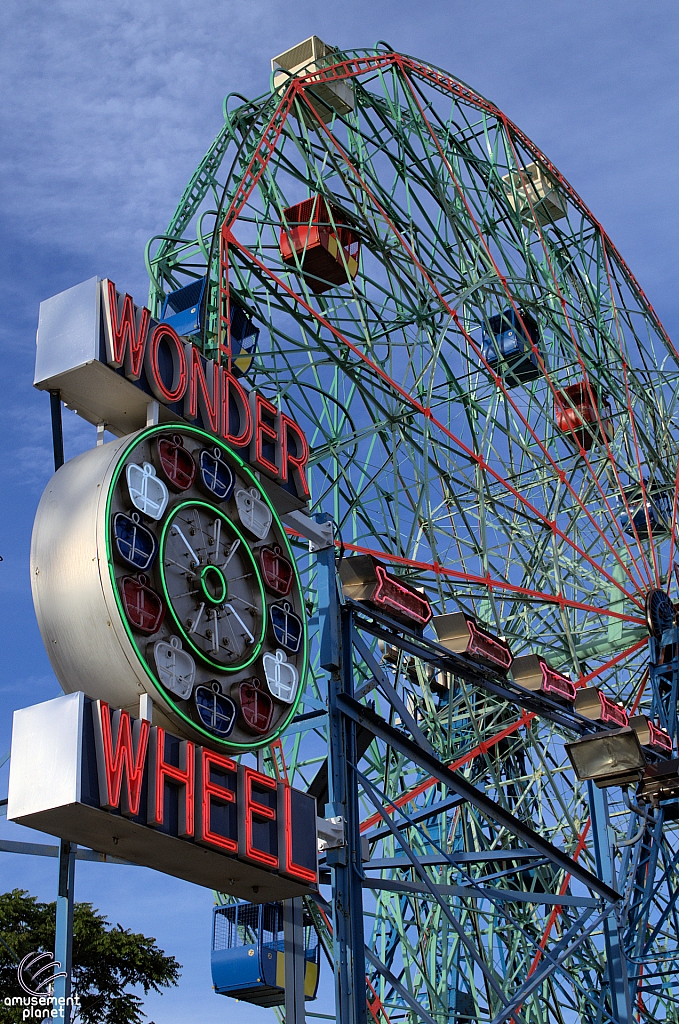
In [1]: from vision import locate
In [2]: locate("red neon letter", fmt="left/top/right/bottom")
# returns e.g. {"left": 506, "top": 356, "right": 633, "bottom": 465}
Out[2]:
{"left": 144, "top": 323, "right": 188, "bottom": 403}
{"left": 277, "top": 783, "right": 318, "bottom": 884}
{"left": 184, "top": 345, "right": 220, "bottom": 434}
{"left": 277, "top": 413, "right": 310, "bottom": 500}
{"left": 103, "top": 280, "right": 150, "bottom": 381}
{"left": 196, "top": 747, "right": 238, "bottom": 853}
{"left": 221, "top": 368, "right": 252, "bottom": 447}
{"left": 238, "top": 766, "right": 278, "bottom": 869}
{"left": 92, "top": 702, "right": 150, "bottom": 818}
{"left": 250, "top": 392, "right": 280, "bottom": 478}
{"left": 147, "top": 727, "right": 194, "bottom": 837}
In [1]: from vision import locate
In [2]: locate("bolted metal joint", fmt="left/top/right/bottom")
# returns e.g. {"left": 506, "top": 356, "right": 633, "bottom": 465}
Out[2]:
{"left": 317, "top": 814, "right": 346, "bottom": 852}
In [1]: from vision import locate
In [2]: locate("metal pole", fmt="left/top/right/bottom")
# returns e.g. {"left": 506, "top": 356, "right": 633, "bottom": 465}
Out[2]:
{"left": 49, "top": 390, "right": 65, "bottom": 471}
{"left": 284, "top": 897, "right": 306, "bottom": 1024}
{"left": 587, "top": 782, "right": 632, "bottom": 1023}
{"left": 317, "top": 533, "right": 367, "bottom": 1024}
{"left": 53, "top": 841, "right": 75, "bottom": 1022}
{"left": 50, "top": 390, "right": 75, "bottom": 1020}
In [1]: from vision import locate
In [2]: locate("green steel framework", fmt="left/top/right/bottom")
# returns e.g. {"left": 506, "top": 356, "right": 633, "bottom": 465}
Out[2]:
{"left": 146, "top": 45, "right": 679, "bottom": 1023}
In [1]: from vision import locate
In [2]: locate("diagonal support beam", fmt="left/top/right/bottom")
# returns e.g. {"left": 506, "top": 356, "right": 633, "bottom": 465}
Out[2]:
{"left": 488, "top": 905, "right": 614, "bottom": 1024}
{"left": 358, "top": 766, "right": 517, "bottom": 1015}
{"left": 352, "top": 631, "right": 434, "bottom": 755}
{"left": 363, "top": 876, "right": 600, "bottom": 907}
{"left": 364, "top": 946, "right": 439, "bottom": 1024}
{"left": 338, "top": 693, "right": 620, "bottom": 903}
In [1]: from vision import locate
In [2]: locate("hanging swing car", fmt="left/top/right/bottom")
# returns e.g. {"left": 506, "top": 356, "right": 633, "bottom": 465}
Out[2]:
{"left": 554, "top": 380, "right": 614, "bottom": 451}
{"left": 211, "top": 902, "right": 320, "bottom": 1006}
{"left": 280, "top": 195, "right": 360, "bottom": 294}
{"left": 481, "top": 307, "right": 543, "bottom": 385}
{"left": 160, "top": 276, "right": 259, "bottom": 376}
{"left": 618, "top": 481, "right": 673, "bottom": 537}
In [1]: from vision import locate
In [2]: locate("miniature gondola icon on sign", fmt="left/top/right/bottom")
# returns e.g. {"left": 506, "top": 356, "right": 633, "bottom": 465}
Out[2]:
{"left": 126, "top": 462, "right": 169, "bottom": 520}
{"left": 236, "top": 487, "right": 272, "bottom": 540}
{"left": 260, "top": 545, "right": 294, "bottom": 597}
{"left": 157, "top": 435, "right": 196, "bottom": 492}
{"left": 121, "top": 575, "right": 165, "bottom": 636}
{"left": 198, "top": 448, "right": 235, "bottom": 502}
{"left": 112, "top": 512, "right": 158, "bottom": 571}
{"left": 195, "top": 682, "right": 237, "bottom": 737}
{"left": 239, "top": 678, "right": 275, "bottom": 735}
{"left": 263, "top": 649, "right": 299, "bottom": 703}
{"left": 269, "top": 602, "right": 303, "bottom": 654}
{"left": 152, "top": 636, "right": 196, "bottom": 699}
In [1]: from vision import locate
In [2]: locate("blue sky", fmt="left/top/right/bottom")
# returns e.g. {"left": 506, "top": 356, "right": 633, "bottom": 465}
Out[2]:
{"left": 1, "top": 1, "right": 678, "bottom": 1020}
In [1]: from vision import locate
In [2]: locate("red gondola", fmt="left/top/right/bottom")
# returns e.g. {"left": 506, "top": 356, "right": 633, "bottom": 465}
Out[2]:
{"left": 555, "top": 381, "right": 613, "bottom": 451}
{"left": 280, "top": 196, "right": 360, "bottom": 294}
{"left": 261, "top": 545, "right": 294, "bottom": 596}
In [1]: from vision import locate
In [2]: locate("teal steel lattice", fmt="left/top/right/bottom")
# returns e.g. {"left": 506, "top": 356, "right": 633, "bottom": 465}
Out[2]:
{"left": 147, "top": 45, "right": 679, "bottom": 1023}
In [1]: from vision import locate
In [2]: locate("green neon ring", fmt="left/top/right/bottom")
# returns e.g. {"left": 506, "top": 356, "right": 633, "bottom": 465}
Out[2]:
{"left": 104, "top": 423, "right": 309, "bottom": 751}
{"left": 158, "top": 500, "right": 266, "bottom": 671}
{"left": 199, "top": 563, "right": 228, "bottom": 606}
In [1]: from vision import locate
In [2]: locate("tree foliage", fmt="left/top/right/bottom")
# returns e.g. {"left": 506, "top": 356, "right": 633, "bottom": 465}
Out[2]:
{"left": 0, "top": 889, "right": 181, "bottom": 1024}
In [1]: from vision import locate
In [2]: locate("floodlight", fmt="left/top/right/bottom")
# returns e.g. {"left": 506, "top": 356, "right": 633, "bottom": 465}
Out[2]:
{"left": 338, "top": 555, "right": 432, "bottom": 626}
{"left": 565, "top": 727, "right": 646, "bottom": 788}
{"left": 637, "top": 758, "right": 679, "bottom": 809}
{"left": 432, "top": 612, "right": 512, "bottom": 671}
{"left": 511, "top": 654, "right": 576, "bottom": 702}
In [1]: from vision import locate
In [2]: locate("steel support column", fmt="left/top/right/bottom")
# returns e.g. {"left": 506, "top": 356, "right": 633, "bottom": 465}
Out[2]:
{"left": 317, "top": 539, "right": 367, "bottom": 1024}
{"left": 49, "top": 390, "right": 64, "bottom": 471}
{"left": 50, "top": 389, "right": 75, "bottom": 1021}
{"left": 284, "top": 897, "right": 306, "bottom": 1024}
{"left": 588, "top": 782, "right": 633, "bottom": 1023}
{"left": 53, "top": 840, "right": 75, "bottom": 1022}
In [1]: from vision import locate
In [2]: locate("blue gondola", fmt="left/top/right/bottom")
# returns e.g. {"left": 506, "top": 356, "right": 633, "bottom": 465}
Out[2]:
{"left": 161, "top": 277, "right": 259, "bottom": 376}
{"left": 211, "top": 902, "right": 320, "bottom": 1006}
{"left": 481, "top": 308, "right": 542, "bottom": 384}
{"left": 618, "top": 485, "right": 673, "bottom": 538}
{"left": 161, "top": 277, "right": 207, "bottom": 338}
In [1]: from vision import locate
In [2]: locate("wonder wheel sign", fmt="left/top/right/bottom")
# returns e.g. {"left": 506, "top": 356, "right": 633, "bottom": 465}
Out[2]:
{"left": 31, "top": 423, "right": 307, "bottom": 751}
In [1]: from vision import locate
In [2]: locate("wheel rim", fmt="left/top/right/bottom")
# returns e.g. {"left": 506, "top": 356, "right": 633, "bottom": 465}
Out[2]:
{"left": 147, "top": 46, "right": 679, "bottom": 1022}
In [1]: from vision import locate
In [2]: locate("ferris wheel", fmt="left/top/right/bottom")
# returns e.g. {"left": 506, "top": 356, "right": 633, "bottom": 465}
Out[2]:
{"left": 147, "top": 39, "right": 679, "bottom": 1023}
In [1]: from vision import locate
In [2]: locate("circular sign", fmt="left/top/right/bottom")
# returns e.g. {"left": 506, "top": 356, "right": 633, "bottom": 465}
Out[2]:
{"left": 31, "top": 424, "right": 308, "bottom": 751}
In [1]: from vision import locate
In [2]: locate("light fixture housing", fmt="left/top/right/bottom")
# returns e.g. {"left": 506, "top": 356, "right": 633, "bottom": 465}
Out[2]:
{"left": 565, "top": 727, "right": 646, "bottom": 788}
{"left": 575, "top": 686, "right": 628, "bottom": 728}
{"left": 637, "top": 758, "right": 679, "bottom": 809}
{"left": 432, "top": 612, "right": 512, "bottom": 672}
{"left": 339, "top": 555, "right": 432, "bottom": 626}
{"left": 511, "top": 654, "right": 576, "bottom": 702}
{"left": 629, "top": 715, "right": 673, "bottom": 756}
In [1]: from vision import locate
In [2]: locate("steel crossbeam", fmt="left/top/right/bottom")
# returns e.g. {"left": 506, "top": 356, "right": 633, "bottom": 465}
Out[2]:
{"left": 338, "top": 690, "right": 619, "bottom": 904}
{"left": 347, "top": 601, "right": 608, "bottom": 737}
{"left": 318, "top": 580, "right": 628, "bottom": 1024}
